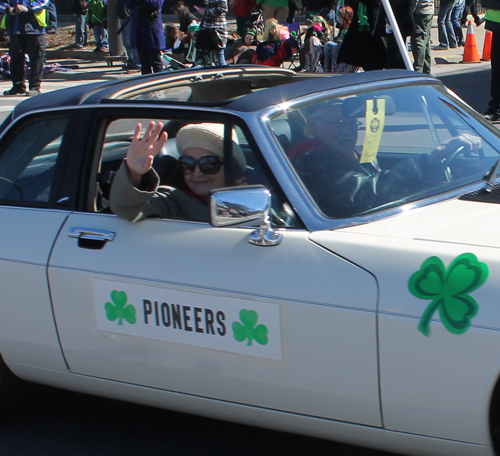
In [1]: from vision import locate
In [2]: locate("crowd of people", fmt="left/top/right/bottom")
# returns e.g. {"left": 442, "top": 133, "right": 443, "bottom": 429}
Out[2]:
{"left": 161, "top": 0, "right": 487, "bottom": 74}
{"left": 0, "top": 0, "right": 497, "bottom": 123}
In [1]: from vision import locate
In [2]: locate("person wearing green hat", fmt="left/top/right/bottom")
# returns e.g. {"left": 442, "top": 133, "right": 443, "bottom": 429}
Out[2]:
{"left": 225, "top": 27, "right": 258, "bottom": 62}
{"left": 172, "top": 20, "right": 199, "bottom": 61}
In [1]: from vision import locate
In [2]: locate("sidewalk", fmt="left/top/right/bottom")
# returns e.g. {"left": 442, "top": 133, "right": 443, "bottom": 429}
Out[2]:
{"left": 429, "top": 16, "right": 491, "bottom": 76}
{"left": 33, "top": 14, "right": 494, "bottom": 84}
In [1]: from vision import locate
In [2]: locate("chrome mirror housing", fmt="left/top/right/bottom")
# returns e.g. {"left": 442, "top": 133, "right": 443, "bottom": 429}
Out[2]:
{"left": 209, "top": 185, "right": 283, "bottom": 246}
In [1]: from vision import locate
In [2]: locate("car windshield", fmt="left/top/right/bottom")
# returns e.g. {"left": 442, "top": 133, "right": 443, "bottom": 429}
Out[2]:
{"left": 268, "top": 84, "right": 500, "bottom": 219}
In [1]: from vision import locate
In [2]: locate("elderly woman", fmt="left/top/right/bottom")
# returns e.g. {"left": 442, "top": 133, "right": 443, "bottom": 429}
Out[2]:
{"left": 110, "top": 122, "right": 247, "bottom": 222}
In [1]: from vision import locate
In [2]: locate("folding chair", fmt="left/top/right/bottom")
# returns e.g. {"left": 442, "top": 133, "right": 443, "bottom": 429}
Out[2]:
{"left": 280, "top": 21, "right": 304, "bottom": 69}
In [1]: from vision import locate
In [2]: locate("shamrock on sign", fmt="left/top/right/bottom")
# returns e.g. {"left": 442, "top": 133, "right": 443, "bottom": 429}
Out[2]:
{"left": 232, "top": 309, "right": 268, "bottom": 346}
{"left": 408, "top": 253, "right": 489, "bottom": 337}
{"left": 105, "top": 290, "right": 137, "bottom": 326}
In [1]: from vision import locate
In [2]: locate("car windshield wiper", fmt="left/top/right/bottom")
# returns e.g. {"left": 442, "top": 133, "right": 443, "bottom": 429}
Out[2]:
{"left": 484, "top": 155, "right": 500, "bottom": 192}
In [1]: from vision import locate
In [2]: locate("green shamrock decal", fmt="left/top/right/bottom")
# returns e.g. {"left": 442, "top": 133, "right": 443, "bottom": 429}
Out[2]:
{"left": 104, "top": 290, "right": 137, "bottom": 326}
{"left": 232, "top": 309, "right": 268, "bottom": 346}
{"left": 409, "top": 253, "right": 488, "bottom": 337}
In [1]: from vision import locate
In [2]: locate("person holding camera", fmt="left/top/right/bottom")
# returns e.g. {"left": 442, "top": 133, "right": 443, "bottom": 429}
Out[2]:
{"left": 0, "top": 0, "right": 48, "bottom": 96}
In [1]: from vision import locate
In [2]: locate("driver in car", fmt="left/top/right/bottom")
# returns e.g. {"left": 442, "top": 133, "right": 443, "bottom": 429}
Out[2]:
{"left": 289, "top": 102, "right": 481, "bottom": 218}
{"left": 110, "top": 121, "right": 247, "bottom": 222}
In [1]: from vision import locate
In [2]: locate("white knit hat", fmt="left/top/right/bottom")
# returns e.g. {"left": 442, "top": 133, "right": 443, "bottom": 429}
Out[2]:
{"left": 176, "top": 123, "right": 247, "bottom": 173}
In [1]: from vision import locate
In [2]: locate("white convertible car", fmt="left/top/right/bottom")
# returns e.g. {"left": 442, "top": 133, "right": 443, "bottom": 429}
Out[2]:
{"left": 1, "top": 67, "right": 500, "bottom": 456}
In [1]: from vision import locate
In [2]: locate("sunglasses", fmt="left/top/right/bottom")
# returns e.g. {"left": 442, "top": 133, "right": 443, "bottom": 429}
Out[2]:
{"left": 179, "top": 155, "right": 224, "bottom": 175}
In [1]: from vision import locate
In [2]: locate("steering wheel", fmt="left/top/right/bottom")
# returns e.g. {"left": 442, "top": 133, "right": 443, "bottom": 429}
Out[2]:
{"left": 436, "top": 145, "right": 466, "bottom": 183}
{"left": 0, "top": 176, "right": 23, "bottom": 200}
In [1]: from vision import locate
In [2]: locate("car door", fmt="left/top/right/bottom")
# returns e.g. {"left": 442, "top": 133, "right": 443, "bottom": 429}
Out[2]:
{"left": 0, "top": 112, "right": 81, "bottom": 373}
{"left": 47, "top": 109, "right": 381, "bottom": 426}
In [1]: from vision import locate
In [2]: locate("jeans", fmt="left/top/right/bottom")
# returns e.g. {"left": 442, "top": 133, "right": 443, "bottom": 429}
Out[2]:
{"left": 212, "top": 47, "right": 227, "bottom": 66}
{"left": 438, "top": 1, "right": 457, "bottom": 47}
{"left": 75, "top": 14, "right": 87, "bottom": 46}
{"left": 451, "top": 0, "right": 465, "bottom": 44}
{"left": 120, "top": 18, "right": 139, "bottom": 67}
{"left": 93, "top": 24, "right": 108, "bottom": 50}
{"left": 47, "top": 0, "right": 57, "bottom": 30}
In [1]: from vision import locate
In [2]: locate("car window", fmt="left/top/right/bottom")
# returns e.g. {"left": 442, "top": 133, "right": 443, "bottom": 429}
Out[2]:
{"left": 268, "top": 84, "right": 500, "bottom": 219}
{"left": 0, "top": 117, "right": 68, "bottom": 205}
{"left": 94, "top": 117, "right": 298, "bottom": 228}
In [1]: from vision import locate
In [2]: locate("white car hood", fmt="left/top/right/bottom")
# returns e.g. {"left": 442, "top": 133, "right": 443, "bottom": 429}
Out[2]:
{"left": 314, "top": 199, "right": 500, "bottom": 249}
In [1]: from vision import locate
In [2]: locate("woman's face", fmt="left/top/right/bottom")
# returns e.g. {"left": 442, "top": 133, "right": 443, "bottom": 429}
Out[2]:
{"left": 244, "top": 33, "right": 253, "bottom": 45}
{"left": 183, "top": 147, "right": 225, "bottom": 196}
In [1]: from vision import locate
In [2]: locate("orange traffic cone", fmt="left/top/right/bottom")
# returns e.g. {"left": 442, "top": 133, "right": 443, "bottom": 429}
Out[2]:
{"left": 482, "top": 29, "right": 493, "bottom": 61}
{"left": 462, "top": 20, "right": 481, "bottom": 63}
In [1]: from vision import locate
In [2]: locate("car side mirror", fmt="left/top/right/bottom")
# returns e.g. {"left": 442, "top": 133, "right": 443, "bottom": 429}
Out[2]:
{"left": 209, "top": 185, "right": 283, "bottom": 246}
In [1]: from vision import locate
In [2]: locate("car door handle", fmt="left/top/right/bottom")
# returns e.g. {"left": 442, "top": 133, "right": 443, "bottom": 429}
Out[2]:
{"left": 68, "top": 227, "right": 115, "bottom": 250}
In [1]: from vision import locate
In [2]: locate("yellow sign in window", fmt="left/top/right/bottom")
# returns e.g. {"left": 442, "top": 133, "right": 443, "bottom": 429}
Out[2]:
{"left": 360, "top": 98, "right": 386, "bottom": 164}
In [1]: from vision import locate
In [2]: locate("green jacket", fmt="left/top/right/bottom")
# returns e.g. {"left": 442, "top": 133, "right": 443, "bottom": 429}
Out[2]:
{"left": 87, "top": 0, "right": 107, "bottom": 26}
{"left": 257, "top": 0, "right": 294, "bottom": 7}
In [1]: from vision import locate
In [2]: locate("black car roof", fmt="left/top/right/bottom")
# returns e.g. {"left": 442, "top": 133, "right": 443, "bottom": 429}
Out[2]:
{"left": 8, "top": 67, "right": 438, "bottom": 122}
{"left": 226, "top": 69, "right": 437, "bottom": 113}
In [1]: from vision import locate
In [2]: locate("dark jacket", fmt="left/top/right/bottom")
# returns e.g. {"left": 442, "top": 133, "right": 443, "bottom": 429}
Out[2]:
{"left": 0, "top": 0, "right": 48, "bottom": 35}
{"left": 178, "top": 11, "right": 197, "bottom": 32}
{"left": 126, "top": 0, "right": 166, "bottom": 50}
{"left": 74, "top": 0, "right": 88, "bottom": 15}
{"left": 116, "top": 0, "right": 128, "bottom": 20}
{"left": 293, "top": 146, "right": 424, "bottom": 218}
{"left": 337, "top": 0, "right": 387, "bottom": 70}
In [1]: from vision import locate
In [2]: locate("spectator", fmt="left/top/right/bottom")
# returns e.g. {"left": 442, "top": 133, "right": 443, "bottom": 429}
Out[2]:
{"left": 462, "top": 0, "right": 483, "bottom": 26}
{"left": 302, "top": 0, "right": 335, "bottom": 23}
{"left": 126, "top": 0, "right": 166, "bottom": 74}
{"left": 252, "top": 19, "right": 298, "bottom": 65}
{"left": 337, "top": 0, "right": 387, "bottom": 71}
{"left": 172, "top": 20, "right": 197, "bottom": 61}
{"left": 451, "top": 0, "right": 465, "bottom": 46}
{"left": 46, "top": 0, "right": 57, "bottom": 32}
{"left": 196, "top": 0, "right": 229, "bottom": 66}
{"left": 74, "top": 0, "right": 88, "bottom": 48}
{"left": 295, "top": 17, "right": 331, "bottom": 72}
{"left": 225, "top": 28, "right": 257, "bottom": 62}
{"left": 324, "top": 5, "right": 357, "bottom": 72}
{"left": 229, "top": 0, "right": 256, "bottom": 37}
{"left": 482, "top": 0, "right": 500, "bottom": 121}
{"left": 172, "top": 1, "right": 197, "bottom": 32}
{"left": 434, "top": 0, "right": 457, "bottom": 49}
{"left": 411, "top": 0, "right": 434, "bottom": 73}
{"left": 380, "top": 0, "right": 415, "bottom": 69}
{"left": 0, "top": 0, "right": 48, "bottom": 96}
{"left": 165, "top": 22, "right": 180, "bottom": 49}
{"left": 257, "top": 0, "right": 295, "bottom": 23}
{"left": 117, "top": 0, "right": 140, "bottom": 69}
{"left": 87, "top": 0, "right": 109, "bottom": 52}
